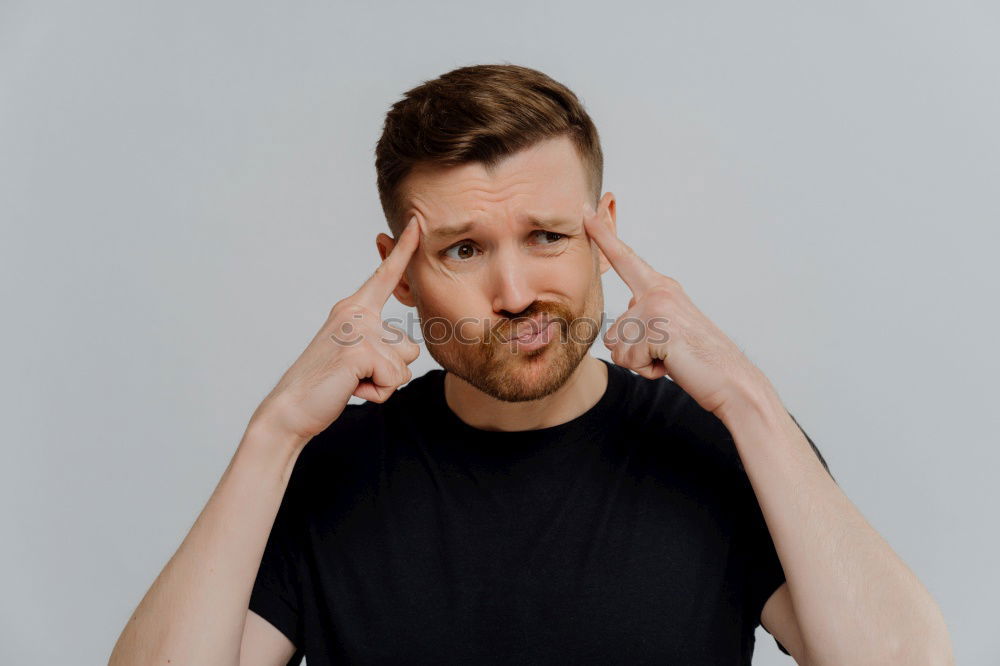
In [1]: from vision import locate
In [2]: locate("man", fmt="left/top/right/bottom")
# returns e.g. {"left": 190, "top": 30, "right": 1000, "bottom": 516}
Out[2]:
{"left": 109, "top": 65, "right": 953, "bottom": 665}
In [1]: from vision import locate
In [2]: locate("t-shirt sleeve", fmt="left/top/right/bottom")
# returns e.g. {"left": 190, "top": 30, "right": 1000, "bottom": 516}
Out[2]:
{"left": 248, "top": 476, "right": 306, "bottom": 665}
{"left": 740, "top": 412, "right": 830, "bottom": 658}
{"left": 738, "top": 478, "right": 792, "bottom": 656}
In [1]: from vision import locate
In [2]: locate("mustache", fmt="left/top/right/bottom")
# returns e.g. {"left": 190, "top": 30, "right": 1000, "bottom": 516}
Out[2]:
{"left": 489, "top": 303, "right": 576, "bottom": 341}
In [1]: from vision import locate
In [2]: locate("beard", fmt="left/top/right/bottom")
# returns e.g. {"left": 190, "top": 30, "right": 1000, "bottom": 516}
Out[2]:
{"left": 414, "top": 269, "right": 605, "bottom": 403}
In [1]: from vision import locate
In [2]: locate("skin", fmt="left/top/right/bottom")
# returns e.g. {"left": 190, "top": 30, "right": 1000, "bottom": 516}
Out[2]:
{"left": 125, "top": 127, "right": 949, "bottom": 665}
{"left": 376, "top": 135, "right": 618, "bottom": 431}
{"left": 374, "top": 134, "right": 954, "bottom": 663}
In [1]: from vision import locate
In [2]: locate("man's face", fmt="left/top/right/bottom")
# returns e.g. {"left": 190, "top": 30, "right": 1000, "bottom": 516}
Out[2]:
{"left": 378, "top": 135, "right": 615, "bottom": 402}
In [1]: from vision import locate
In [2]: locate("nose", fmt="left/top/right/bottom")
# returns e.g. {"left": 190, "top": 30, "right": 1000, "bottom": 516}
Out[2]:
{"left": 489, "top": 244, "right": 537, "bottom": 317}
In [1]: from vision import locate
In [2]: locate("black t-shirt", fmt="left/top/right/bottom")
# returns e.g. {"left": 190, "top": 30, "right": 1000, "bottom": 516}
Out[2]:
{"left": 250, "top": 358, "right": 828, "bottom": 664}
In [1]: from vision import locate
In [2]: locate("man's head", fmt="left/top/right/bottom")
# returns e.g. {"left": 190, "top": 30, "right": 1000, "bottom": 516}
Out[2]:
{"left": 373, "top": 64, "right": 617, "bottom": 402}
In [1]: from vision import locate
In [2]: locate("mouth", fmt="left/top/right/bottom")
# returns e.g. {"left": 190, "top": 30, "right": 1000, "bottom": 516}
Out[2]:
{"left": 504, "top": 315, "right": 552, "bottom": 343}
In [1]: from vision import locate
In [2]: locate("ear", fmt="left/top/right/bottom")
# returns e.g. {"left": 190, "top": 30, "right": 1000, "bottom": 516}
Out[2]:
{"left": 594, "top": 192, "right": 617, "bottom": 276}
{"left": 375, "top": 231, "right": 417, "bottom": 307}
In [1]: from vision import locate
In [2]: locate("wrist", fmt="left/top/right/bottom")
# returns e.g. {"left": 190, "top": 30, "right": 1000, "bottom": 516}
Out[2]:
{"left": 714, "top": 374, "right": 787, "bottom": 434}
{"left": 236, "top": 418, "right": 310, "bottom": 487}
{"left": 243, "top": 410, "right": 311, "bottom": 458}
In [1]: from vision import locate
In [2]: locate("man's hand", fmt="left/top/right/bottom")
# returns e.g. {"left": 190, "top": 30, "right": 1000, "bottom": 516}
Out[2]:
{"left": 583, "top": 196, "right": 769, "bottom": 416}
{"left": 251, "top": 216, "right": 423, "bottom": 442}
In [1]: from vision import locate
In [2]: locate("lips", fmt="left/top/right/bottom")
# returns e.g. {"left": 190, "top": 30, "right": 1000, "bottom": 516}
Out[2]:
{"left": 506, "top": 316, "right": 550, "bottom": 342}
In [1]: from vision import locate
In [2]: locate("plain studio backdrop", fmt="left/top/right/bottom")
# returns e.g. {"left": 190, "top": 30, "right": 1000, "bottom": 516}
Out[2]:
{"left": 2, "top": 1, "right": 997, "bottom": 664}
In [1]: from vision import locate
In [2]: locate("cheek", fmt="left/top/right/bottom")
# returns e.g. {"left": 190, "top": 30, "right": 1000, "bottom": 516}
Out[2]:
{"left": 559, "top": 244, "right": 600, "bottom": 291}
{"left": 418, "top": 252, "right": 476, "bottom": 284}
{"left": 411, "top": 256, "right": 472, "bottom": 296}
{"left": 412, "top": 264, "right": 481, "bottom": 314}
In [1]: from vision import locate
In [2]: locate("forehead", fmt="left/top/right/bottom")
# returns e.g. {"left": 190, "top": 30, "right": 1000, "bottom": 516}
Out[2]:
{"left": 401, "top": 135, "right": 590, "bottom": 235}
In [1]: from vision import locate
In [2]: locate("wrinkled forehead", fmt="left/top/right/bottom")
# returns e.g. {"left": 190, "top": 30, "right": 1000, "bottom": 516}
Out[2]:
{"left": 400, "top": 136, "right": 591, "bottom": 236}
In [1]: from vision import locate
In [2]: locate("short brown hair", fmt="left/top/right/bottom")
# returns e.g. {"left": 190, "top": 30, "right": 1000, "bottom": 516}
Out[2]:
{"left": 375, "top": 63, "right": 604, "bottom": 236}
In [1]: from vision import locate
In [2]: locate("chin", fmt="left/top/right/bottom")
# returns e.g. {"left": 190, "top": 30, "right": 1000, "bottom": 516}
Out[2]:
{"left": 433, "top": 336, "right": 590, "bottom": 403}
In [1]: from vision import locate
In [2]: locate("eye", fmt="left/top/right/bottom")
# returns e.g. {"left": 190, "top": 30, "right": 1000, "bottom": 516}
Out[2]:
{"left": 440, "top": 231, "right": 567, "bottom": 262}
{"left": 531, "top": 230, "right": 567, "bottom": 245}
{"left": 441, "top": 241, "right": 480, "bottom": 262}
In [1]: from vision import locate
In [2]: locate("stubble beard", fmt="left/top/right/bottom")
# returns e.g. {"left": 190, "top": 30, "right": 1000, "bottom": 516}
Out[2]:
{"left": 415, "top": 273, "right": 605, "bottom": 403}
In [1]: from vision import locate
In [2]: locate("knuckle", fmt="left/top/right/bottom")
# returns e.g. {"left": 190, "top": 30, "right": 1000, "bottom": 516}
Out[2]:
{"left": 330, "top": 299, "right": 364, "bottom": 320}
{"left": 660, "top": 276, "right": 682, "bottom": 292}
{"left": 328, "top": 318, "right": 366, "bottom": 347}
{"left": 649, "top": 281, "right": 677, "bottom": 300}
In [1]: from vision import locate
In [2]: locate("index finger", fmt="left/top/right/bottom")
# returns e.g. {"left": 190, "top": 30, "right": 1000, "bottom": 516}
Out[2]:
{"left": 354, "top": 215, "right": 421, "bottom": 312}
{"left": 582, "top": 202, "right": 658, "bottom": 294}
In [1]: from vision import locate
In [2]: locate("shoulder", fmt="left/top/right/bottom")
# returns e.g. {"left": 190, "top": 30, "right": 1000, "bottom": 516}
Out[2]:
{"left": 292, "top": 367, "right": 442, "bottom": 474}
{"left": 612, "top": 364, "right": 712, "bottom": 434}
{"left": 614, "top": 367, "right": 746, "bottom": 480}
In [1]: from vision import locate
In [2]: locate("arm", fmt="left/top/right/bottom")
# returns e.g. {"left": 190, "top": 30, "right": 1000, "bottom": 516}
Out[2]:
{"left": 579, "top": 194, "right": 953, "bottom": 664}
{"left": 241, "top": 609, "right": 299, "bottom": 665}
{"left": 108, "top": 421, "right": 308, "bottom": 666}
{"left": 109, "top": 216, "right": 422, "bottom": 665}
{"left": 717, "top": 381, "right": 954, "bottom": 666}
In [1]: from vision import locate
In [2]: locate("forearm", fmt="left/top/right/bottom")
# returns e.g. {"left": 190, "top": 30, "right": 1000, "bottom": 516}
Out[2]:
{"left": 109, "top": 420, "right": 308, "bottom": 666}
{"left": 717, "top": 382, "right": 953, "bottom": 666}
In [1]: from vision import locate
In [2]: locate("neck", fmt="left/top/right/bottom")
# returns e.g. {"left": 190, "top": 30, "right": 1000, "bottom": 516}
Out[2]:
{"left": 443, "top": 354, "right": 608, "bottom": 432}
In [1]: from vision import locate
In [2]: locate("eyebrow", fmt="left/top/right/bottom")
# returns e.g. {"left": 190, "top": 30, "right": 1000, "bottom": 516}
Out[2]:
{"left": 427, "top": 216, "right": 577, "bottom": 242}
{"left": 428, "top": 221, "right": 476, "bottom": 241}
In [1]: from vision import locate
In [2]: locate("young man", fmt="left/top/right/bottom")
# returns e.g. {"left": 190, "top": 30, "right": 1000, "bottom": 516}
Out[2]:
{"left": 110, "top": 64, "right": 952, "bottom": 666}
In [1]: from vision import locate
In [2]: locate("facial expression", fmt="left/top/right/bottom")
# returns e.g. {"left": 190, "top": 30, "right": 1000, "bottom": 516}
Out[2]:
{"left": 378, "top": 135, "right": 616, "bottom": 402}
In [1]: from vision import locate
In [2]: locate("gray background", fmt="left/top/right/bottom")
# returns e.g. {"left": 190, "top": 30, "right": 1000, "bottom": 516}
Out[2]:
{"left": 2, "top": 1, "right": 997, "bottom": 663}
